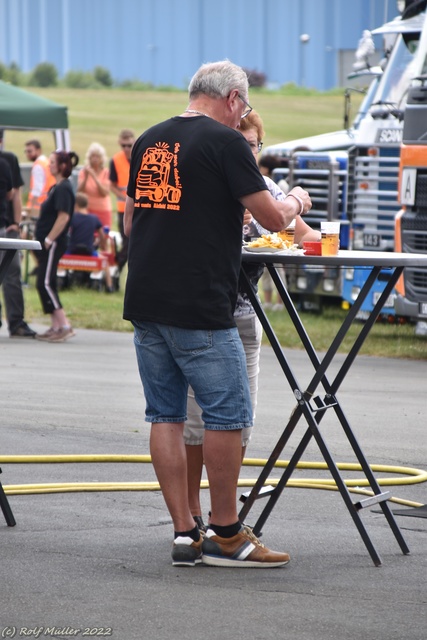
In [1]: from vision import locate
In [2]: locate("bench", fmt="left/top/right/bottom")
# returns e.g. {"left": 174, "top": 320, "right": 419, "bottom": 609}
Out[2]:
{"left": 57, "top": 252, "right": 119, "bottom": 291}
{"left": 58, "top": 253, "right": 109, "bottom": 272}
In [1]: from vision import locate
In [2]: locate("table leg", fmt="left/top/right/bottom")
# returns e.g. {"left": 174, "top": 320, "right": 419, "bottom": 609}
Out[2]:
{"left": 238, "top": 263, "right": 409, "bottom": 565}
{"left": 0, "top": 470, "right": 16, "bottom": 526}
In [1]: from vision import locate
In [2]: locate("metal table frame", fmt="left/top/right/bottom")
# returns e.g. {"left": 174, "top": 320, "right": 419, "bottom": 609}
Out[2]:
{"left": 239, "top": 249, "right": 427, "bottom": 566}
{"left": 0, "top": 237, "right": 41, "bottom": 527}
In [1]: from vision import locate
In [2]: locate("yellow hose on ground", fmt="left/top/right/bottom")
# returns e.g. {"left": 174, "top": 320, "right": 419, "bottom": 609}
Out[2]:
{"left": 1, "top": 455, "right": 425, "bottom": 507}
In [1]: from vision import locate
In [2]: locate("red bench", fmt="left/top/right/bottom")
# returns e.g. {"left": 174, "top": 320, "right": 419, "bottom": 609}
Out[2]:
{"left": 58, "top": 254, "right": 109, "bottom": 272}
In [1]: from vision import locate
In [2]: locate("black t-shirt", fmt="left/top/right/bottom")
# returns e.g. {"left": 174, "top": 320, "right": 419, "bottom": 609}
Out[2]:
{"left": 109, "top": 158, "right": 118, "bottom": 183}
{"left": 123, "top": 115, "right": 268, "bottom": 329}
{"left": 0, "top": 150, "right": 24, "bottom": 225}
{"left": 36, "top": 179, "right": 75, "bottom": 242}
{"left": 0, "top": 157, "right": 13, "bottom": 227}
{"left": 68, "top": 212, "right": 102, "bottom": 253}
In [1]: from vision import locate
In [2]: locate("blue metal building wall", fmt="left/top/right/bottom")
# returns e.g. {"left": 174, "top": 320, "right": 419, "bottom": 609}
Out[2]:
{"left": 0, "top": 0, "right": 398, "bottom": 91}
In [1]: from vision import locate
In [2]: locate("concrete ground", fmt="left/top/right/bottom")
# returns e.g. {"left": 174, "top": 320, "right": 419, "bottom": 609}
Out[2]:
{"left": 0, "top": 322, "right": 426, "bottom": 640}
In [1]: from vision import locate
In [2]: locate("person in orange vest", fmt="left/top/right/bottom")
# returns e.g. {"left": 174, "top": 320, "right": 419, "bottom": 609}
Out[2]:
{"left": 24, "top": 139, "right": 56, "bottom": 219}
{"left": 109, "top": 129, "right": 135, "bottom": 271}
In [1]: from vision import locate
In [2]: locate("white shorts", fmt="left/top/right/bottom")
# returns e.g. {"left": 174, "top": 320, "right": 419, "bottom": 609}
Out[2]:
{"left": 184, "top": 313, "right": 262, "bottom": 447}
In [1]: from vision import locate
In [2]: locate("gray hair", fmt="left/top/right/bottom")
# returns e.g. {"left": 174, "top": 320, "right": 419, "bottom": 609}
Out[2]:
{"left": 188, "top": 60, "right": 249, "bottom": 101}
{"left": 85, "top": 142, "right": 108, "bottom": 168}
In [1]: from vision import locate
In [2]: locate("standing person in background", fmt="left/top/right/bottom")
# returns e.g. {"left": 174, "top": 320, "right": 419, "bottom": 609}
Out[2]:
{"left": 258, "top": 154, "right": 290, "bottom": 310}
{"left": 77, "top": 142, "right": 112, "bottom": 229}
{"left": 0, "top": 155, "right": 13, "bottom": 204}
{"left": 24, "top": 139, "right": 56, "bottom": 219}
{"left": 123, "top": 60, "right": 311, "bottom": 568}
{"left": 259, "top": 153, "right": 290, "bottom": 194}
{"left": 24, "top": 139, "right": 56, "bottom": 276}
{"left": 109, "top": 129, "right": 134, "bottom": 272}
{"left": 0, "top": 132, "right": 37, "bottom": 338}
{"left": 0, "top": 157, "right": 14, "bottom": 256}
{"left": 35, "top": 151, "right": 79, "bottom": 343}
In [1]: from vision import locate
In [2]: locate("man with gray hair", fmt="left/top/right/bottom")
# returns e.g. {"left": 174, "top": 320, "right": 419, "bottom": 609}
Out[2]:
{"left": 123, "top": 60, "right": 311, "bottom": 568}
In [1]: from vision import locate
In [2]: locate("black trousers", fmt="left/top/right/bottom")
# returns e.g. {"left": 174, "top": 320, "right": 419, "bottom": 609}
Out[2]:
{"left": 0, "top": 227, "right": 25, "bottom": 332}
{"left": 36, "top": 239, "right": 67, "bottom": 315}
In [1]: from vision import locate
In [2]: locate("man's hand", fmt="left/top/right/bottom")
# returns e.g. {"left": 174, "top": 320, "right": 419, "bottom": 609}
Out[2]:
{"left": 5, "top": 222, "right": 20, "bottom": 235}
{"left": 287, "top": 186, "right": 312, "bottom": 215}
{"left": 243, "top": 209, "right": 253, "bottom": 226}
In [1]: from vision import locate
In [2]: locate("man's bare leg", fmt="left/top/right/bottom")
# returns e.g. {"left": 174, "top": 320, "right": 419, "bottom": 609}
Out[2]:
{"left": 150, "top": 422, "right": 195, "bottom": 532}
{"left": 185, "top": 443, "right": 204, "bottom": 518}
{"left": 186, "top": 441, "right": 247, "bottom": 521}
{"left": 203, "top": 429, "right": 242, "bottom": 526}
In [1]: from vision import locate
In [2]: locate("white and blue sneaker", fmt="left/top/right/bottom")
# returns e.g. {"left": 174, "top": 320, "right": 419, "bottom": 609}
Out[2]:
{"left": 202, "top": 526, "right": 290, "bottom": 568}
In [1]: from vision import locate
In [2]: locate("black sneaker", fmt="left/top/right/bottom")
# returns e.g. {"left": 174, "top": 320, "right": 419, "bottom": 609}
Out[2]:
{"left": 172, "top": 534, "right": 203, "bottom": 567}
{"left": 10, "top": 322, "right": 36, "bottom": 338}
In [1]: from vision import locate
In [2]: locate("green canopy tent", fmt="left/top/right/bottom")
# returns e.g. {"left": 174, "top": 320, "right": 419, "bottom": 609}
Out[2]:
{"left": 0, "top": 80, "right": 69, "bottom": 149}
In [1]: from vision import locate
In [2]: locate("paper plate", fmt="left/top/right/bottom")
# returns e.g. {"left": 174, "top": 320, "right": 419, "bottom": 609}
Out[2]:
{"left": 243, "top": 246, "right": 304, "bottom": 256}
{"left": 243, "top": 246, "right": 285, "bottom": 253}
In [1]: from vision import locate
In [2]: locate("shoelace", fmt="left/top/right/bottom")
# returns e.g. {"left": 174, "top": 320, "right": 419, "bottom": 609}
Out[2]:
{"left": 241, "top": 524, "right": 265, "bottom": 548}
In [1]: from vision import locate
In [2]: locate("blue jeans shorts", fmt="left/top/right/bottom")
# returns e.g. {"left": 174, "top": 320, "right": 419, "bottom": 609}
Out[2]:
{"left": 132, "top": 320, "right": 253, "bottom": 431}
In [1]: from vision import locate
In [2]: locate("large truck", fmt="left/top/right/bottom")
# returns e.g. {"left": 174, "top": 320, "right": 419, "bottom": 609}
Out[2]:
{"left": 263, "top": 0, "right": 427, "bottom": 315}
{"left": 394, "top": 77, "right": 427, "bottom": 334}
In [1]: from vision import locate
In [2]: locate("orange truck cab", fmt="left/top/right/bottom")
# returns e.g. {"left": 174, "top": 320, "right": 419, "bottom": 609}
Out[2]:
{"left": 395, "top": 78, "right": 427, "bottom": 326}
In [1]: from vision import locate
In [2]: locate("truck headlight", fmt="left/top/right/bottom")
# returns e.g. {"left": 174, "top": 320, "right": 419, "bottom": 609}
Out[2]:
{"left": 297, "top": 276, "right": 308, "bottom": 290}
{"left": 351, "top": 286, "right": 361, "bottom": 301}
{"left": 345, "top": 268, "right": 354, "bottom": 281}
{"left": 323, "top": 279, "right": 336, "bottom": 293}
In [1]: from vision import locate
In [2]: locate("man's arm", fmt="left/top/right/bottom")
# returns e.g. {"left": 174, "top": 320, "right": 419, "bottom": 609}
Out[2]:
{"left": 27, "top": 164, "right": 46, "bottom": 218}
{"left": 240, "top": 185, "right": 311, "bottom": 232}
{"left": 110, "top": 182, "right": 126, "bottom": 202}
{"left": 124, "top": 196, "right": 134, "bottom": 237}
{"left": 6, "top": 187, "right": 23, "bottom": 232}
{"left": 109, "top": 159, "right": 127, "bottom": 202}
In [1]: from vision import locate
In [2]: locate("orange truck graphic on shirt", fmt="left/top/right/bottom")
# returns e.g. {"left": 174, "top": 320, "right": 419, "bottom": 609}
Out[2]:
{"left": 135, "top": 142, "right": 181, "bottom": 204}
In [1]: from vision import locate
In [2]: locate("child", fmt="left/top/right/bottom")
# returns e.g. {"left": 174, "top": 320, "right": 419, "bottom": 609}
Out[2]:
{"left": 67, "top": 192, "right": 114, "bottom": 292}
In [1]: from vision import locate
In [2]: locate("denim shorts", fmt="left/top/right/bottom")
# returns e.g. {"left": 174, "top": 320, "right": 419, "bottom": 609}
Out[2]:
{"left": 132, "top": 320, "right": 253, "bottom": 431}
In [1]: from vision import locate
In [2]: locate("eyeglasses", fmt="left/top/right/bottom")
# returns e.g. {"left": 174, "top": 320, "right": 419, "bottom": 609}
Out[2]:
{"left": 248, "top": 141, "right": 264, "bottom": 154}
{"left": 238, "top": 94, "right": 253, "bottom": 119}
{"left": 121, "top": 143, "right": 133, "bottom": 148}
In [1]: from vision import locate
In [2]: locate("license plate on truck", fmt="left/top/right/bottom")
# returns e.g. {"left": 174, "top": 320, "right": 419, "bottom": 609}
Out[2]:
{"left": 363, "top": 233, "right": 381, "bottom": 248}
{"left": 372, "top": 292, "right": 396, "bottom": 308}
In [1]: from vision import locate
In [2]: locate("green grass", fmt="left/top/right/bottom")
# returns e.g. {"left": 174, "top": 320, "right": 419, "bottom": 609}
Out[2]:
{"left": 261, "top": 304, "right": 427, "bottom": 360}
{"left": 26, "top": 286, "right": 130, "bottom": 333}
{"left": 22, "top": 275, "right": 427, "bottom": 360}
{"left": 5, "top": 87, "right": 357, "bottom": 163}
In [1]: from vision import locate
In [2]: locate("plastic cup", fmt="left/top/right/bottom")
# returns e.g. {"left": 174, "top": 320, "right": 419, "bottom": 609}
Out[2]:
{"left": 321, "top": 221, "right": 340, "bottom": 256}
{"left": 278, "top": 218, "right": 296, "bottom": 245}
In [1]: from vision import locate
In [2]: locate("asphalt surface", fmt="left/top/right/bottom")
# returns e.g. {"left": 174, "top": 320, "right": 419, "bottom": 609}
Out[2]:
{"left": 0, "top": 321, "right": 426, "bottom": 640}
